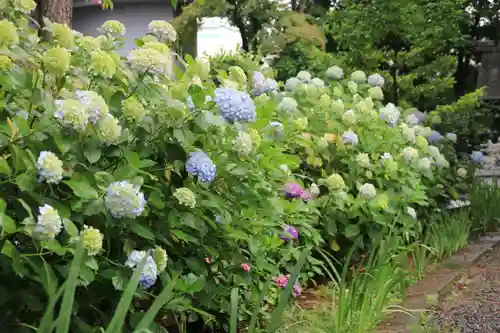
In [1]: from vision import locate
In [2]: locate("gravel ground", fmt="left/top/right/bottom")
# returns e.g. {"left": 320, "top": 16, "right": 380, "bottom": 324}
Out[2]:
{"left": 430, "top": 245, "right": 500, "bottom": 333}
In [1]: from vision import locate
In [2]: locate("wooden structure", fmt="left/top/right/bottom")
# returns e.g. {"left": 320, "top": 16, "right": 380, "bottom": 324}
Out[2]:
{"left": 474, "top": 40, "right": 500, "bottom": 100}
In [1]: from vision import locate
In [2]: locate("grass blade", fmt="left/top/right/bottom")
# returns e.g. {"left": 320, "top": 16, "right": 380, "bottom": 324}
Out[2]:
{"left": 37, "top": 283, "right": 65, "bottom": 333}
{"left": 247, "top": 281, "right": 270, "bottom": 333}
{"left": 134, "top": 273, "right": 178, "bottom": 331}
{"left": 105, "top": 257, "right": 148, "bottom": 333}
{"left": 229, "top": 288, "right": 239, "bottom": 333}
{"left": 268, "top": 249, "right": 309, "bottom": 333}
{"left": 55, "top": 239, "right": 85, "bottom": 333}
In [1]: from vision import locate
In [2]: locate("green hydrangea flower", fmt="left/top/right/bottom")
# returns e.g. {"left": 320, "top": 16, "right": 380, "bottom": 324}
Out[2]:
{"left": 152, "top": 246, "right": 168, "bottom": 272}
{"left": 350, "top": 70, "right": 366, "bottom": 83}
{"left": 374, "top": 193, "right": 389, "bottom": 210}
{"left": 415, "top": 135, "right": 428, "bottom": 150}
{"left": 332, "top": 99, "right": 345, "bottom": 114}
{"left": 77, "top": 36, "right": 101, "bottom": 52}
{"left": 173, "top": 187, "right": 196, "bottom": 208}
{"left": 294, "top": 117, "right": 308, "bottom": 130}
{"left": 90, "top": 51, "right": 117, "bottom": 78}
{"left": 457, "top": 167, "right": 467, "bottom": 178}
{"left": 228, "top": 66, "right": 247, "bottom": 87}
{"left": 51, "top": 23, "right": 74, "bottom": 48}
{"left": 355, "top": 153, "right": 371, "bottom": 168}
{"left": 249, "top": 129, "right": 261, "bottom": 149}
{"left": 127, "top": 48, "right": 170, "bottom": 74}
{"left": 368, "top": 86, "right": 384, "bottom": 100}
{"left": 100, "top": 20, "right": 126, "bottom": 37}
{"left": 143, "top": 41, "right": 170, "bottom": 54}
{"left": 122, "top": 96, "right": 147, "bottom": 123}
{"left": 233, "top": 131, "right": 253, "bottom": 156}
{"left": 81, "top": 225, "right": 104, "bottom": 256}
{"left": 13, "top": 0, "right": 36, "bottom": 13}
{"left": 342, "top": 110, "right": 357, "bottom": 126}
{"left": 44, "top": 47, "right": 70, "bottom": 74}
{"left": 54, "top": 99, "right": 89, "bottom": 131}
{"left": 347, "top": 81, "right": 358, "bottom": 94}
{"left": 326, "top": 173, "right": 345, "bottom": 191}
{"left": 96, "top": 114, "right": 122, "bottom": 145}
{"left": 0, "top": 55, "right": 12, "bottom": 71}
{"left": 359, "top": 183, "right": 376, "bottom": 199}
{"left": 0, "top": 19, "right": 19, "bottom": 47}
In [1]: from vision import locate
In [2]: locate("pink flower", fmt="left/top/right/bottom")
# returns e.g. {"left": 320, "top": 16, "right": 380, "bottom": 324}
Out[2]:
{"left": 205, "top": 257, "right": 211, "bottom": 264}
{"left": 284, "top": 182, "right": 304, "bottom": 198}
{"left": 281, "top": 225, "right": 299, "bottom": 242}
{"left": 240, "top": 263, "right": 251, "bottom": 272}
{"left": 273, "top": 274, "right": 301, "bottom": 297}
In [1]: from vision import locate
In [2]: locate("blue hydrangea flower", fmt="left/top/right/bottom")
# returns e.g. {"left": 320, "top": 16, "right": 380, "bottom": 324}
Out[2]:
{"left": 125, "top": 250, "right": 158, "bottom": 289}
{"left": 214, "top": 87, "right": 256, "bottom": 123}
{"left": 105, "top": 181, "right": 146, "bottom": 219}
{"left": 186, "top": 151, "right": 216, "bottom": 183}
{"left": 427, "top": 130, "right": 441, "bottom": 143}
{"left": 470, "top": 151, "right": 484, "bottom": 164}
{"left": 252, "top": 72, "right": 277, "bottom": 96}
{"left": 367, "top": 73, "right": 385, "bottom": 87}
{"left": 412, "top": 110, "right": 425, "bottom": 123}
{"left": 342, "top": 130, "right": 358, "bottom": 145}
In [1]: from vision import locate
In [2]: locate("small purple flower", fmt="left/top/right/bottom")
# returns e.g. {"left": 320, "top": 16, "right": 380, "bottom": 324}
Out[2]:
{"left": 342, "top": 130, "right": 359, "bottom": 145}
{"left": 281, "top": 225, "right": 299, "bottom": 242}
{"left": 292, "top": 281, "right": 302, "bottom": 297}
{"left": 427, "top": 130, "right": 441, "bottom": 143}
{"left": 284, "top": 182, "right": 304, "bottom": 198}
{"left": 471, "top": 151, "right": 484, "bottom": 164}
{"left": 300, "top": 190, "right": 313, "bottom": 202}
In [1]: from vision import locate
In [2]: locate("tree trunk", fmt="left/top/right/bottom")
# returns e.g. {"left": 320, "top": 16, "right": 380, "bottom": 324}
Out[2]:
{"left": 38, "top": 0, "right": 73, "bottom": 26}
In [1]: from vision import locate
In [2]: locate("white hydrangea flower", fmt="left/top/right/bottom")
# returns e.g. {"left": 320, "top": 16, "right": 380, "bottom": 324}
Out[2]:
{"left": 54, "top": 99, "right": 89, "bottom": 131}
{"left": 406, "top": 206, "right": 417, "bottom": 219}
{"left": 148, "top": 20, "right": 177, "bottom": 43}
{"left": 125, "top": 250, "right": 148, "bottom": 268}
{"left": 35, "top": 204, "right": 62, "bottom": 239}
{"left": 402, "top": 127, "right": 416, "bottom": 143}
{"left": 36, "top": 151, "right": 64, "bottom": 184}
{"left": 403, "top": 147, "right": 419, "bottom": 162}
{"left": 296, "top": 70, "right": 312, "bottom": 82}
{"left": 379, "top": 103, "right": 400, "bottom": 126}
{"left": 76, "top": 90, "right": 109, "bottom": 124}
{"left": 359, "top": 183, "right": 376, "bottom": 199}
{"left": 100, "top": 20, "right": 126, "bottom": 37}
{"left": 342, "top": 109, "right": 357, "bottom": 125}
{"left": 406, "top": 114, "right": 420, "bottom": 126}
{"left": 435, "top": 154, "right": 450, "bottom": 168}
{"left": 427, "top": 145, "right": 441, "bottom": 159}
{"left": 310, "top": 183, "right": 320, "bottom": 197}
{"left": 380, "top": 153, "right": 393, "bottom": 165}
{"left": 105, "top": 181, "right": 146, "bottom": 219}
{"left": 233, "top": 131, "right": 253, "bottom": 156}
{"left": 326, "top": 66, "right": 343, "bottom": 79}
{"left": 367, "top": 73, "right": 385, "bottom": 86}
{"left": 96, "top": 114, "right": 122, "bottom": 146}
{"left": 350, "top": 70, "right": 366, "bottom": 83}
{"left": 310, "top": 77, "right": 325, "bottom": 88}
{"left": 173, "top": 187, "right": 196, "bottom": 208}
{"left": 417, "top": 158, "right": 432, "bottom": 171}
{"left": 446, "top": 133, "right": 457, "bottom": 142}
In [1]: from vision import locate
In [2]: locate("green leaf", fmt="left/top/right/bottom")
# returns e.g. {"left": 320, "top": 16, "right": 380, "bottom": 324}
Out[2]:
{"left": 148, "top": 191, "right": 165, "bottom": 209}
{"left": 83, "top": 147, "right": 102, "bottom": 164}
{"left": 94, "top": 171, "right": 114, "bottom": 191}
{"left": 345, "top": 224, "right": 360, "bottom": 239}
{"left": 124, "top": 150, "right": 141, "bottom": 168}
{"left": 63, "top": 219, "right": 79, "bottom": 237}
{"left": 64, "top": 180, "right": 99, "bottom": 200}
{"left": 1, "top": 214, "right": 16, "bottom": 234}
{"left": 129, "top": 221, "right": 155, "bottom": 240}
{"left": 0, "top": 157, "right": 11, "bottom": 176}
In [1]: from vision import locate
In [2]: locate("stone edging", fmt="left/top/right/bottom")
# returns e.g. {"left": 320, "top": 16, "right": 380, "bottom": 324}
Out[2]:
{"left": 377, "top": 231, "right": 500, "bottom": 333}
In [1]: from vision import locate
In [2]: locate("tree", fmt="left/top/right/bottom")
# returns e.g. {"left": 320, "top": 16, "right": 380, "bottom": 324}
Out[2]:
{"left": 35, "top": 0, "right": 73, "bottom": 26}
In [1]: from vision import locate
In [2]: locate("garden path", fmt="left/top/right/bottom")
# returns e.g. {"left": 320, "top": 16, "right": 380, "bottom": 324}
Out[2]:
{"left": 429, "top": 244, "right": 500, "bottom": 332}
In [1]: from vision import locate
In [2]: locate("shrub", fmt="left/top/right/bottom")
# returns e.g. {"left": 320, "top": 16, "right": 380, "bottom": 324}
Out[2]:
{"left": 0, "top": 1, "right": 476, "bottom": 331}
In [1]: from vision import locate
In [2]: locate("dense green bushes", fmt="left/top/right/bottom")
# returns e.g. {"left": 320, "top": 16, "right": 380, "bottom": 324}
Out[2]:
{"left": 0, "top": 2, "right": 484, "bottom": 332}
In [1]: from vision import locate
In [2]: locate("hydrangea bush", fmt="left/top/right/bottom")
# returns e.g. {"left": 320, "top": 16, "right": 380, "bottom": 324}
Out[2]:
{"left": 0, "top": 2, "right": 476, "bottom": 331}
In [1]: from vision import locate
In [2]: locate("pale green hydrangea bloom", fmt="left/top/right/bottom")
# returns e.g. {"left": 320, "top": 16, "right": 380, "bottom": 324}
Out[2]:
{"left": 332, "top": 99, "right": 345, "bottom": 113}
{"left": 249, "top": 129, "right": 261, "bottom": 149}
{"left": 122, "top": 96, "right": 147, "bottom": 123}
{"left": 350, "top": 70, "right": 366, "bottom": 83}
{"left": 76, "top": 90, "right": 110, "bottom": 124}
{"left": 415, "top": 135, "right": 428, "bottom": 150}
{"left": 310, "top": 77, "right": 325, "bottom": 88}
{"left": 355, "top": 153, "right": 371, "bottom": 168}
{"left": 152, "top": 246, "right": 168, "bottom": 272}
{"left": 278, "top": 97, "right": 298, "bottom": 113}
{"left": 35, "top": 205, "right": 62, "bottom": 240}
{"left": 76, "top": 36, "right": 101, "bottom": 52}
{"left": 54, "top": 99, "right": 89, "bottom": 131}
{"left": 406, "top": 206, "right": 417, "bottom": 219}
{"left": 233, "top": 131, "right": 253, "bottom": 156}
{"left": 342, "top": 109, "right": 357, "bottom": 126}
{"left": 143, "top": 41, "right": 170, "bottom": 54}
{"left": 402, "top": 127, "right": 416, "bottom": 143}
{"left": 173, "top": 187, "right": 196, "bottom": 208}
{"left": 228, "top": 66, "right": 247, "bottom": 87}
{"left": 51, "top": 23, "right": 74, "bottom": 48}
{"left": 0, "top": 55, "right": 12, "bottom": 71}
{"left": 0, "top": 19, "right": 19, "bottom": 47}
{"left": 296, "top": 70, "right": 312, "bottom": 82}
{"left": 347, "top": 81, "right": 358, "bottom": 94}
{"left": 44, "top": 47, "right": 71, "bottom": 74}
{"left": 100, "top": 20, "right": 126, "bottom": 37}
{"left": 36, "top": 151, "right": 64, "bottom": 184}
{"left": 96, "top": 114, "right": 122, "bottom": 145}
{"left": 326, "top": 65, "right": 343, "bottom": 79}
{"left": 81, "top": 225, "right": 104, "bottom": 256}
{"left": 368, "top": 86, "right": 384, "bottom": 100}
{"left": 457, "top": 167, "right": 467, "bottom": 178}
{"left": 417, "top": 157, "right": 432, "bottom": 171}
{"left": 326, "top": 173, "right": 345, "bottom": 191}
{"left": 13, "top": 0, "right": 36, "bottom": 13}
{"left": 359, "top": 183, "right": 376, "bottom": 199}
{"left": 148, "top": 20, "right": 177, "bottom": 43}
{"left": 127, "top": 48, "right": 170, "bottom": 74}
{"left": 403, "top": 147, "right": 419, "bottom": 162}
{"left": 435, "top": 154, "right": 450, "bottom": 168}
{"left": 90, "top": 51, "right": 117, "bottom": 78}
{"left": 294, "top": 117, "right": 308, "bottom": 130}
{"left": 427, "top": 145, "right": 441, "bottom": 159}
